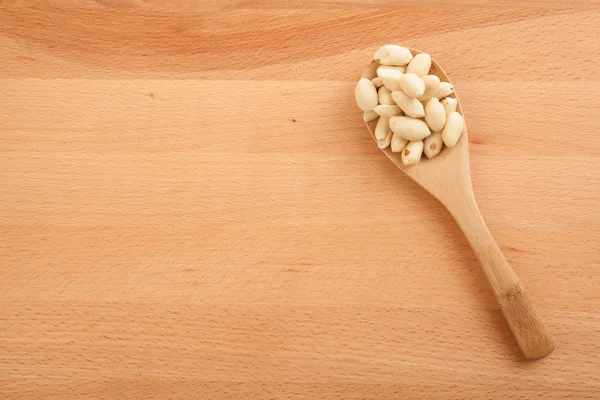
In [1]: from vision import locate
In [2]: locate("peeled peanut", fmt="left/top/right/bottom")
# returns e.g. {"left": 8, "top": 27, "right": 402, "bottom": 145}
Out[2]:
{"left": 374, "top": 104, "right": 402, "bottom": 117}
{"left": 436, "top": 82, "right": 454, "bottom": 99}
{"left": 406, "top": 53, "right": 431, "bottom": 77}
{"left": 377, "top": 130, "right": 392, "bottom": 149}
{"left": 401, "top": 140, "right": 424, "bottom": 166}
{"left": 418, "top": 75, "right": 440, "bottom": 102}
{"left": 355, "top": 78, "right": 378, "bottom": 111}
{"left": 374, "top": 45, "right": 413, "bottom": 66}
{"left": 375, "top": 116, "right": 391, "bottom": 140}
{"left": 372, "top": 77, "right": 383, "bottom": 88}
{"left": 399, "top": 73, "right": 425, "bottom": 98}
{"left": 424, "top": 98, "right": 446, "bottom": 132}
{"left": 378, "top": 86, "right": 394, "bottom": 105}
{"left": 442, "top": 112, "right": 465, "bottom": 148}
{"left": 381, "top": 65, "right": 406, "bottom": 73}
{"left": 377, "top": 66, "right": 404, "bottom": 91}
{"left": 390, "top": 133, "right": 409, "bottom": 153}
{"left": 391, "top": 90, "right": 425, "bottom": 118}
{"left": 441, "top": 97, "right": 457, "bottom": 116}
{"left": 363, "top": 110, "right": 379, "bottom": 122}
{"left": 424, "top": 132, "right": 443, "bottom": 159}
{"left": 389, "top": 116, "right": 431, "bottom": 141}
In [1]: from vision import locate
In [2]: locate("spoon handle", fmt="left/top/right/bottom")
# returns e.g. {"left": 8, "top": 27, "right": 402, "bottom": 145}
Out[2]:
{"left": 447, "top": 189, "right": 555, "bottom": 360}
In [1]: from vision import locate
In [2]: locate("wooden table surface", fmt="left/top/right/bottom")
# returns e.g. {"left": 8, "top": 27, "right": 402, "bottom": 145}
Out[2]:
{"left": 2, "top": 1, "right": 600, "bottom": 399}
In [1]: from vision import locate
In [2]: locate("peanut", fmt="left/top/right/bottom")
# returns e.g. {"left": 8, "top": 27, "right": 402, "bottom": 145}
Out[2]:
{"left": 390, "top": 133, "right": 409, "bottom": 153}
{"left": 389, "top": 116, "right": 431, "bottom": 141}
{"left": 406, "top": 53, "right": 431, "bottom": 77}
{"left": 377, "top": 130, "right": 393, "bottom": 149}
{"left": 423, "top": 132, "right": 443, "bottom": 159}
{"left": 399, "top": 73, "right": 425, "bottom": 98}
{"left": 355, "top": 78, "right": 378, "bottom": 111}
{"left": 391, "top": 90, "right": 425, "bottom": 118}
{"left": 442, "top": 112, "right": 464, "bottom": 148}
{"left": 372, "top": 77, "right": 383, "bottom": 88}
{"left": 363, "top": 110, "right": 379, "bottom": 122}
{"left": 377, "top": 66, "right": 405, "bottom": 91}
{"left": 441, "top": 97, "right": 457, "bottom": 116}
{"left": 436, "top": 82, "right": 454, "bottom": 99}
{"left": 401, "top": 141, "right": 424, "bottom": 166}
{"left": 374, "top": 45, "right": 413, "bottom": 66}
{"left": 418, "top": 75, "right": 440, "bottom": 102}
{"left": 375, "top": 116, "right": 391, "bottom": 140}
{"left": 374, "top": 104, "right": 402, "bottom": 117}
{"left": 378, "top": 86, "right": 394, "bottom": 105}
{"left": 424, "top": 98, "right": 446, "bottom": 132}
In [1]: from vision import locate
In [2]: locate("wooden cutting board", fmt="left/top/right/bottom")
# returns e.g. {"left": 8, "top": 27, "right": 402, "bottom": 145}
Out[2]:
{"left": 1, "top": 1, "right": 599, "bottom": 398}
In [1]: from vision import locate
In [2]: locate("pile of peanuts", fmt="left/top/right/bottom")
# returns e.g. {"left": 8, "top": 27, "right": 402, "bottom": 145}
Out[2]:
{"left": 355, "top": 45, "right": 464, "bottom": 166}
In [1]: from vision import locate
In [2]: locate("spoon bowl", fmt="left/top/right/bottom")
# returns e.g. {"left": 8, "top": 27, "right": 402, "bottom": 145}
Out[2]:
{"left": 362, "top": 48, "right": 555, "bottom": 360}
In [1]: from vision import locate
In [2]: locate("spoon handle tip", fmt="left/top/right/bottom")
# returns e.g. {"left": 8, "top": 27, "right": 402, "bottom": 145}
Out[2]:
{"left": 499, "top": 284, "right": 555, "bottom": 360}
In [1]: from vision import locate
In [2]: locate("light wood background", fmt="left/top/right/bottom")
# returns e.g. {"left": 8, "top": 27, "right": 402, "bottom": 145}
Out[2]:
{"left": 1, "top": 1, "right": 600, "bottom": 399}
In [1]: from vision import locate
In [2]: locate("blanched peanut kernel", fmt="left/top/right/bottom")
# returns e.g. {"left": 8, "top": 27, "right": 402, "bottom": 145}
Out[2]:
{"left": 406, "top": 53, "right": 431, "bottom": 77}
{"left": 377, "top": 130, "right": 392, "bottom": 149}
{"left": 418, "top": 75, "right": 440, "bottom": 102}
{"left": 424, "top": 132, "right": 443, "bottom": 159}
{"left": 391, "top": 90, "right": 425, "bottom": 118}
{"left": 389, "top": 116, "right": 431, "bottom": 141}
{"left": 399, "top": 73, "right": 425, "bottom": 98}
{"left": 390, "top": 133, "right": 409, "bottom": 153}
{"left": 363, "top": 110, "right": 379, "bottom": 122}
{"left": 375, "top": 116, "right": 391, "bottom": 140}
{"left": 424, "top": 98, "right": 446, "bottom": 132}
{"left": 372, "top": 77, "right": 383, "bottom": 88}
{"left": 436, "top": 82, "right": 454, "bottom": 99}
{"left": 378, "top": 86, "right": 394, "bottom": 105}
{"left": 377, "top": 66, "right": 405, "bottom": 91}
{"left": 441, "top": 97, "right": 457, "bottom": 116}
{"left": 374, "top": 104, "right": 402, "bottom": 117}
{"left": 355, "top": 78, "right": 378, "bottom": 111}
{"left": 374, "top": 45, "right": 413, "bottom": 66}
{"left": 442, "top": 112, "right": 465, "bottom": 148}
{"left": 401, "top": 141, "right": 424, "bottom": 166}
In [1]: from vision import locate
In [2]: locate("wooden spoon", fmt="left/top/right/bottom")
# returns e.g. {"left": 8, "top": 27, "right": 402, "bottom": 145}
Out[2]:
{"left": 362, "top": 49, "right": 555, "bottom": 360}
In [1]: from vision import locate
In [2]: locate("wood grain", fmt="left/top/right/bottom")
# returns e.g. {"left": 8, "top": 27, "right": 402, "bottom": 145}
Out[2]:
{"left": 1, "top": 1, "right": 600, "bottom": 398}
